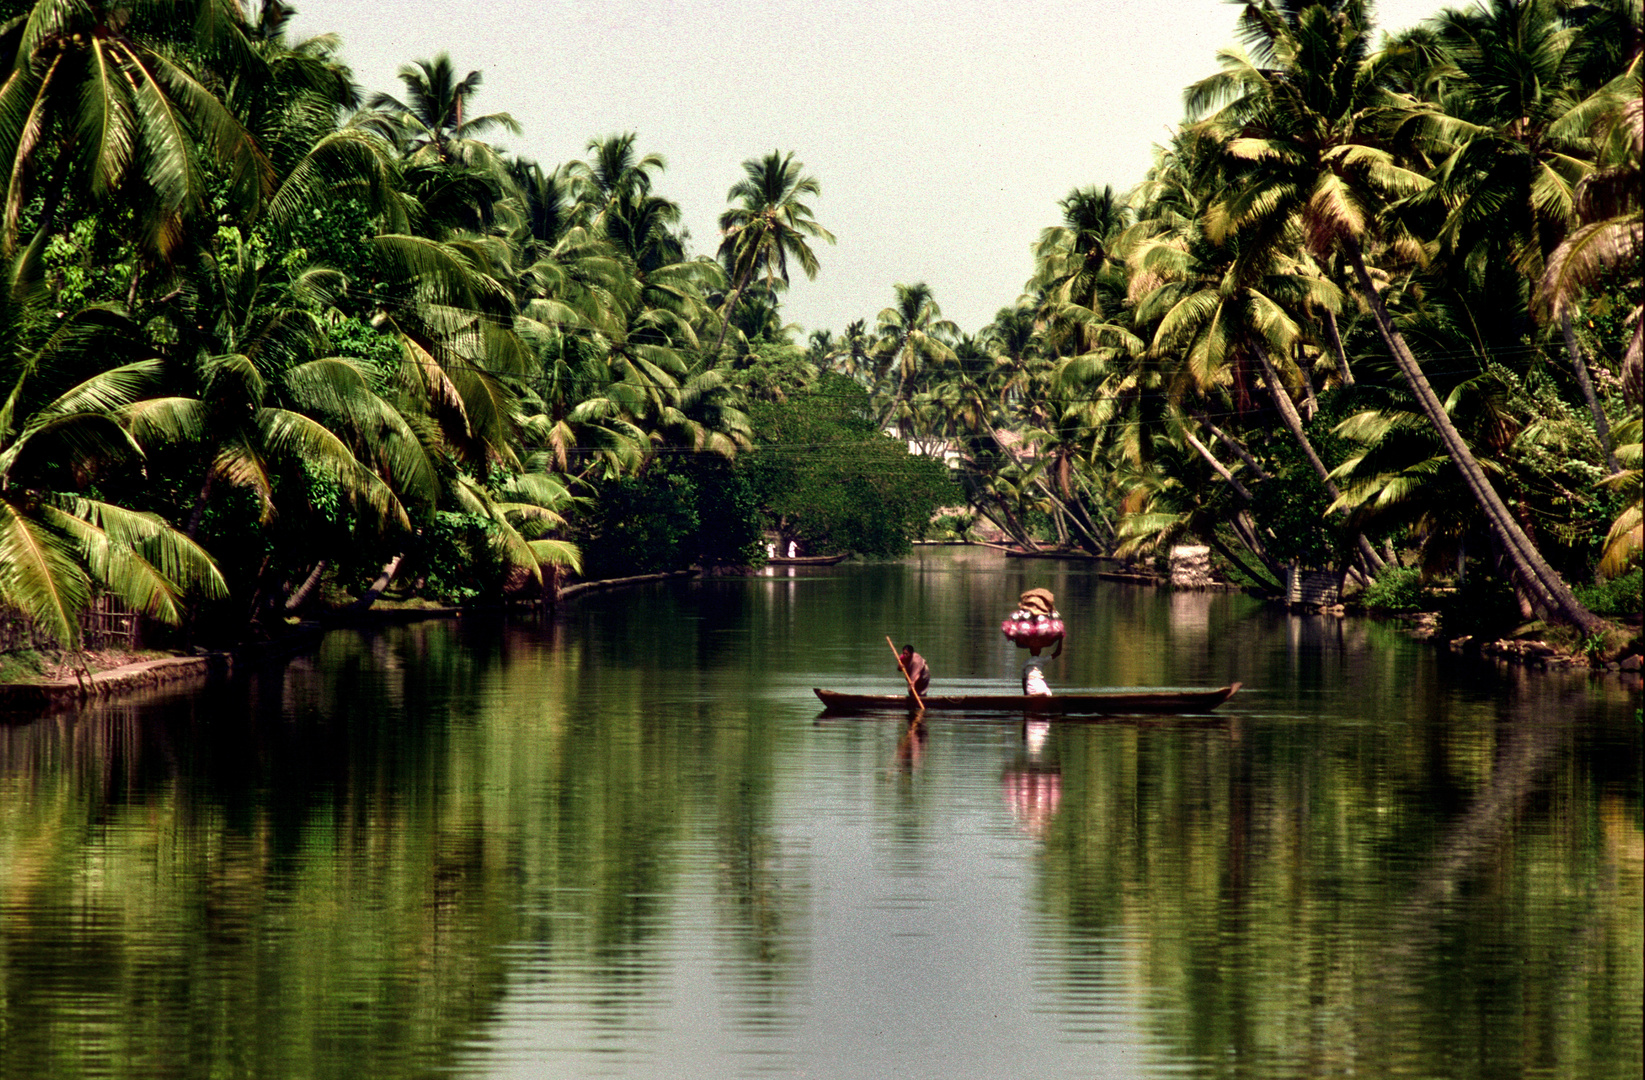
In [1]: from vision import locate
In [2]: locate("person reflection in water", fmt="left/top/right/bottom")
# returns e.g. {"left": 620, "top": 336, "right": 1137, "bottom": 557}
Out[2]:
{"left": 896, "top": 716, "right": 927, "bottom": 771}
{"left": 897, "top": 645, "right": 930, "bottom": 698}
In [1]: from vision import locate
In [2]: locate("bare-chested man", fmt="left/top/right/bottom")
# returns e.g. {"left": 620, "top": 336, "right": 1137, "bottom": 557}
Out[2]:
{"left": 897, "top": 645, "right": 931, "bottom": 697}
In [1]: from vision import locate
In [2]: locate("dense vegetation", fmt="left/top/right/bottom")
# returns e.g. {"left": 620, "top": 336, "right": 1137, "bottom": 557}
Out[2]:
{"left": 0, "top": 0, "right": 1637, "bottom": 657}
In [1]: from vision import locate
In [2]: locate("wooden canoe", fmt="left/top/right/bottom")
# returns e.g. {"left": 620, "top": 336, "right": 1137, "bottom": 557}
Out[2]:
{"left": 767, "top": 553, "right": 849, "bottom": 566}
{"left": 813, "top": 683, "right": 1241, "bottom": 716}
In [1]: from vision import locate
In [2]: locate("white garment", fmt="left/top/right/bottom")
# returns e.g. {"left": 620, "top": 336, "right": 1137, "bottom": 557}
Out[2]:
{"left": 1022, "top": 658, "right": 1051, "bottom": 696}
{"left": 787, "top": 541, "right": 797, "bottom": 558}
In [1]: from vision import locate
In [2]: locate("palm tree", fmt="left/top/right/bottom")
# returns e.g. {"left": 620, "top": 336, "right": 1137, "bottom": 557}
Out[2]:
{"left": 1537, "top": 95, "right": 1641, "bottom": 407}
{"left": 361, "top": 52, "right": 520, "bottom": 167}
{"left": 874, "top": 282, "right": 957, "bottom": 428}
{"left": 1187, "top": 0, "right": 1604, "bottom": 632}
{"left": 713, "top": 150, "right": 834, "bottom": 356}
{"left": 1033, "top": 184, "right": 1129, "bottom": 356}
{"left": 835, "top": 318, "right": 873, "bottom": 380}
{"left": 0, "top": 0, "right": 269, "bottom": 257}
{"left": 128, "top": 230, "right": 420, "bottom": 541}
{"left": 0, "top": 249, "right": 224, "bottom": 649}
{"left": 982, "top": 302, "right": 1045, "bottom": 407}
{"left": 1401, "top": 0, "right": 1635, "bottom": 470}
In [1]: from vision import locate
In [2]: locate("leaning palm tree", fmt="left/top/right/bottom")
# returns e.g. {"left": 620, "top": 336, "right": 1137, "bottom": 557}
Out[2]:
{"left": 712, "top": 150, "right": 834, "bottom": 356}
{"left": 0, "top": 249, "right": 224, "bottom": 650}
{"left": 1187, "top": 0, "right": 1605, "bottom": 632}
{"left": 1401, "top": 0, "right": 1636, "bottom": 470}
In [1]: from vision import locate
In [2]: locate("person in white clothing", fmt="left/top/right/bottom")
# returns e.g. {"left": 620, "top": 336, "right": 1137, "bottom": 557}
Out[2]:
{"left": 1022, "top": 656, "right": 1051, "bottom": 696}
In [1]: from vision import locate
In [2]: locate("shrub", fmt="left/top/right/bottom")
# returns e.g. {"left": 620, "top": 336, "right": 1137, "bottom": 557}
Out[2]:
{"left": 1575, "top": 568, "right": 1643, "bottom": 618}
{"left": 1361, "top": 565, "right": 1426, "bottom": 612}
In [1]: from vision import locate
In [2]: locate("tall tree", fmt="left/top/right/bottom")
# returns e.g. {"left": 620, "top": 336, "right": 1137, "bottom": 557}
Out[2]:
{"left": 1187, "top": 0, "right": 1605, "bottom": 631}
{"left": 874, "top": 281, "right": 957, "bottom": 429}
{"left": 0, "top": 0, "right": 269, "bottom": 258}
{"left": 713, "top": 150, "right": 833, "bottom": 356}
{"left": 361, "top": 52, "right": 520, "bottom": 166}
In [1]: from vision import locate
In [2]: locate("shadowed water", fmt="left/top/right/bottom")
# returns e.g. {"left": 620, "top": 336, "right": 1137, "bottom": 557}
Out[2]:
{"left": 1, "top": 548, "right": 1639, "bottom": 1079}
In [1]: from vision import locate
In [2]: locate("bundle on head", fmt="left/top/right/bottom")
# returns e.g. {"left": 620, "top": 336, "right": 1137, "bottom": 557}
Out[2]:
{"left": 1001, "top": 588, "right": 1063, "bottom": 650}
{"left": 1019, "top": 588, "right": 1056, "bottom": 616}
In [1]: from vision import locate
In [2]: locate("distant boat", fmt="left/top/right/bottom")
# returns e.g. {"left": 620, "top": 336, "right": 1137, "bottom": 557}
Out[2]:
{"left": 813, "top": 683, "right": 1241, "bottom": 716}
{"left": 767, "top": 553, "right": 849, "bottom": 566}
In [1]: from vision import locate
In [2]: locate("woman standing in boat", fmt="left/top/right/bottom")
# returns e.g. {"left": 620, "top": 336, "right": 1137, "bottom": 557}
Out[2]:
{"left": 1002, "top": 588, "right": 1063, "bottom": 696}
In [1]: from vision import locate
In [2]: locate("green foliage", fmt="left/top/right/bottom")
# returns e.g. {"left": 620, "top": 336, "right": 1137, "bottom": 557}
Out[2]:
{"left": 1247, "top": 455, "right": 1345, "bottom": 569}
{"left": 413, "top": 511, "right": 510, "bottom": 603}
{"left": 325, "top": 315, "right": 404, "bottom": 385}
{"left": 928, "top": 513, "right": 975, "bottom": 541}
{"left": 576, "top": 467, "right": 702, "bottom": 578}
{"left": 1574, "top": 568, "right": 1642, "bottom": 618}
{"left": 0, "top": 649, "right": 46, "bottom": 683}
{"left": 1361, "top": 564, "right": 1426, "bottom": 613}
{"left": 677, "top": 457, "right": 765, "bottom": 568}
{"left": 745, "top": 374, "right": 960, "bottom": 557}
{"left": 43, "top": 218, "right": 135, "bottom": 312}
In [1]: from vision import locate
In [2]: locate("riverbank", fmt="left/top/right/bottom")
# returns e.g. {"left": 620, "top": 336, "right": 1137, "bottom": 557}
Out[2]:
{"left": 4, "top": 549, "right": 1638, "bottom": 715}
{"left": 0, "top": 568, "right": 709, "bottom": 716}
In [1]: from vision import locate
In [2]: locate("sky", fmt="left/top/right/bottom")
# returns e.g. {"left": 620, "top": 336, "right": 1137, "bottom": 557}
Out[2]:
{"left": 287, "top": 0, "right": 1448, "bottom": 338}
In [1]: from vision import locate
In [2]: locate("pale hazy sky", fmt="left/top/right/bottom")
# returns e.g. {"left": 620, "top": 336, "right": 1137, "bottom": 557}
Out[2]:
{"left": 288, "top": 0, "right": 1447, "bottom": 337}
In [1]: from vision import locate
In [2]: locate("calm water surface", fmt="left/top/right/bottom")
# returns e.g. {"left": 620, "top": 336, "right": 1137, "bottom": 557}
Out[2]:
{"left": 1, "top": 548, "right": 1640, "bottom": 1079}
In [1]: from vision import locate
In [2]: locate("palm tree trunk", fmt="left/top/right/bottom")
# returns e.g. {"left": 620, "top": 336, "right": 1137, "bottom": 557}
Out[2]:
{"left": 185, "top": 472, "right": 215, "bottom": 539}
{"left": 1321, "top": 309, "right": 1354, "bottom": 387}
{"left": 1184, "top": 430, "right": 1255, "bottom": 502}
{"left": 346, "top": 554, "right": 405, "bottom": 613}
{"left": 1294, "top": 344, "right": 1318, "bottom": 421}
{"left": 1193, "top": 409, "right": 1273, "bottom": 480}
{"left": 1561, "top": 310, "right": 1618, "bottom": 473}
{"left": 285, "top": 560, "right": 329, "bottom": 613}
{"left": 1231, "top": 509, "right": 1289, "bottom": 583}
{"left": 1252, "top": 347, "right": 1385, "bottom": 575}
{"left": 1209, "top": 534, "right": 1283, "bottom": 591}
{"left": 969, "top": 498, "right": 1036, "bottom": 550}
{"left": 1341, "top": 236, "right": 1603, "bottom": 634}
{"left": 1033, "top": 482, "right": 1107, "bottom": 553}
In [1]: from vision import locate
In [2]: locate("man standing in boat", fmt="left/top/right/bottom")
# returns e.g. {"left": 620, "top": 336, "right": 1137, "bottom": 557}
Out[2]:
{"left": 897, "top": 644, "right": 930, "bottom": 698}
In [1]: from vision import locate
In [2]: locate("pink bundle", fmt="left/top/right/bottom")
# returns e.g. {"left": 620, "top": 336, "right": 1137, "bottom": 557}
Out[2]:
{"left": 1000, "top": 612, "right": 1065, "bottom": 649}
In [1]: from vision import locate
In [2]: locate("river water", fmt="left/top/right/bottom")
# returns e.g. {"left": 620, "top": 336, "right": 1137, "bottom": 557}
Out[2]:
{"left": 1, "top": 547, "right": 1639, "bottom": 1079}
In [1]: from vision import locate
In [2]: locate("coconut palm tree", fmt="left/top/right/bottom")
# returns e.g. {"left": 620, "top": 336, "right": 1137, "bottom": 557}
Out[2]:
{"left": 713, "top": 150, "right": 834, "bottom": 356}
{"left": 360, "top": 52, "right": 520, "bottom": 167}
{"left": 874, "top": 282, "right": 957, "bottom": 428}
{"left": 566, "top": 131, "right": 666, "bottom": 229}
{"left": 127, "top": 230, "right": 420, "bottom": 541}
{"left": 0, "top": 0, "right": 269, "bottom": 258}
{"left": 1187, "top": 0, "right": 1604, "bottom": 631}
{"left": 0, "top": 248, "right": 224, "bottom": 649}
{"left": 1033, "top": 184, "right": 1129, "bottom": 356}
{"left": 1399, "top": 0, "right": 1636, "bottom": 470}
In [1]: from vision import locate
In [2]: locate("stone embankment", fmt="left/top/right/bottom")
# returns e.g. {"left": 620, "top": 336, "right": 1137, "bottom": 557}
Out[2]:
{"left": 0, "top": 653, "right": 232, "bottom": 714}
